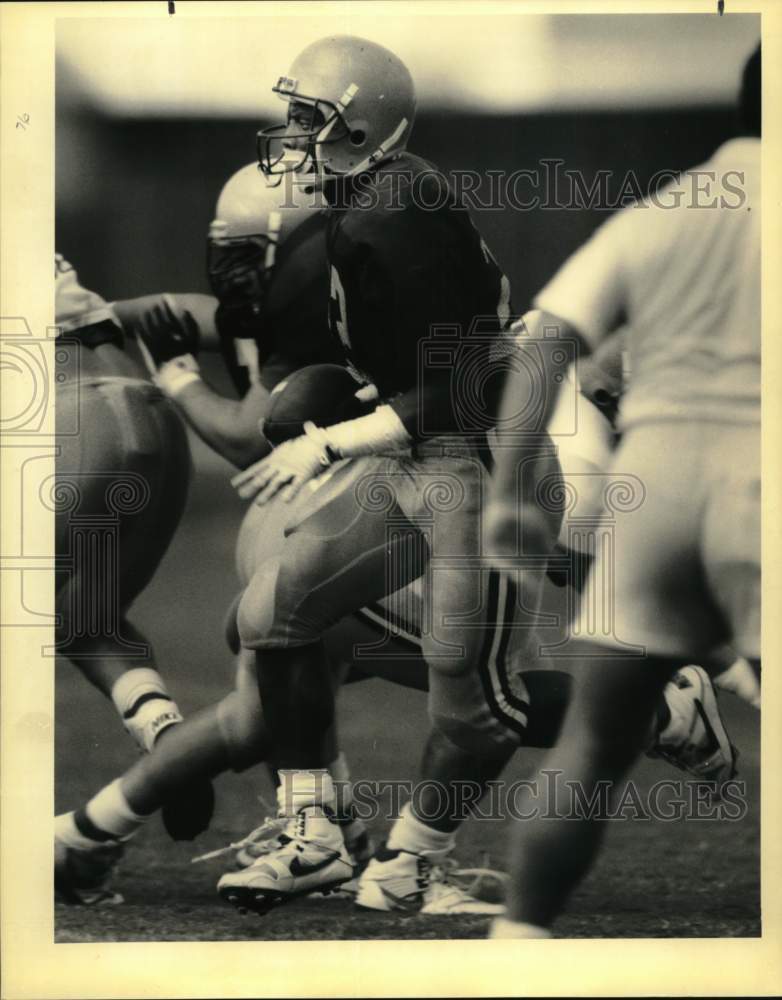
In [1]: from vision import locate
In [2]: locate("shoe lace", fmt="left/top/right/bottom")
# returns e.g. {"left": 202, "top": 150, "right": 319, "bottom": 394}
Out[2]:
{"left": 427, "top": 854, "right": 508, "bottom": 899}
{"left": 191, "top": 797, "right": 288, "bottom": 864}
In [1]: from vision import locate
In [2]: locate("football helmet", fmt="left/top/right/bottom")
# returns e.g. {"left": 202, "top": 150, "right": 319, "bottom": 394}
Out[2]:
{"left": 258, "top": 35, "right": 416, "bottom": 179}
{"left": 206, "top": 163, "right": 324, "bottom": 334}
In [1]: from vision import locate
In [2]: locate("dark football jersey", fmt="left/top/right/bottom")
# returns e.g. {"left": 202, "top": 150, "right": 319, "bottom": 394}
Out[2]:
{"left": 325, "top": 152, "right": 513, "bottom": 435}
{"left": 217, "top": 212, "right": 341, "bottom": 396}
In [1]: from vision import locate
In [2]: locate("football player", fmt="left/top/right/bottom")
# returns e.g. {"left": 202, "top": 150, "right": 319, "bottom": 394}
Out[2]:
{"left": 487, "top": 44, "right": 761, "bottom": 938}
{"left": 111, "top": 164, "right": 340, "bottom": 469}
{"left": 55, "top": 256, "right": 192, "bottom": 754}
{"left": 215, "top": 35, "right": 549, "bottom": 916}
{"left": 215, "top": 35, "right": 735, "bottom": 917}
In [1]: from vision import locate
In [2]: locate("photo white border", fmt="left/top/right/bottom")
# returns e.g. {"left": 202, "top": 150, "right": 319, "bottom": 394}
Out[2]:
{"left": 1, "top": 2, "right": 780, "bottom": 996}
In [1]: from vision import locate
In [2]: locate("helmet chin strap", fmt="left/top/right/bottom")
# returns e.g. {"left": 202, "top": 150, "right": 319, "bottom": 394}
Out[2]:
{"left": 351, "top": 117, "right": 410, "bottom": 175}
{"left": 264, "top": 212, "right": 281, "bottom": 271}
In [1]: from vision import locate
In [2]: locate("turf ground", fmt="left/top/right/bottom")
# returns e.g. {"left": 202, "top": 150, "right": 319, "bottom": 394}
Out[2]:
{"left": 54, "top": 437, "right": 760, "bottom": 942}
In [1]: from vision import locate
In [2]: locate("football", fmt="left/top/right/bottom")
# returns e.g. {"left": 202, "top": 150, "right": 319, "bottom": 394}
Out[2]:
{"left": 262, "top": 363, "right": 369, "bottom": 445}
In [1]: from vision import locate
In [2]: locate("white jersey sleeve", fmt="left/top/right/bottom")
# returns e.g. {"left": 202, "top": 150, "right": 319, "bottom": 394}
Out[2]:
{"left": 55, "top": 254, "right": 120, "bottom": 333}
{"left": 533, "top": 210, "right": 634, "bottom": 349}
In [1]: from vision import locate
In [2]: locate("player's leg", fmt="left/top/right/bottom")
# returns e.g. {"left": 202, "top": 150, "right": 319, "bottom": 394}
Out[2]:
{"left": 552, "top": 406, "right": 739, "bottom": 777}
{"left": 56, "top": 475, "right": 401, "bottom": 906}
{"left": 56, "top": 380, "right": 191, "bottom": 751}
{"left": 702, "top": 425, "right": 761, "bottom": 703}
{"left": 355, "top": 449, "right": 547, "bottom": 914}
{"left": 493, "top": 422, "right": 740, "bottom": 936}
{"left": 56, "top": 582, "right": 432, "bottom": 904}
{"left": 355, "top": 571, "right": 544, "bottom": 915}
{"left": 493, "top": 644, "right": 680, "bottom": 935}
{"left": 711, "top": 646, "right": 760, "bottom": 708}
{"left": 218, "top": 459, "right": 427, "bottom": 912}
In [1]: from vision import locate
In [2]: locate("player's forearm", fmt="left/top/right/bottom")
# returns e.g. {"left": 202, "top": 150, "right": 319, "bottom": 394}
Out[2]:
{"left": 493, "top": 311, "right": 591, "bottom": 500}
{"left": 172, "top": 293, "right": 220, "bottom": 350}
{"left": 388, "top": 380, "right": 459, "bottom": 440}
{"left": 175, "top": 380, "right": 271, "bottom": 469}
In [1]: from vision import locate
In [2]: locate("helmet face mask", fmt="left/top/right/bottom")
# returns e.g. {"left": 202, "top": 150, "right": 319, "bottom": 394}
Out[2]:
{"left": 206, "top": 162, "right": 324, "bottom": 338}
{"left": 206, "top": 232, "right": 275, "bottom": 324}
{"left": 257, "top": 95, "right": 350, "bottom": 179}
{"left": 257, "top": 36, "right": 416, "bottom": 181}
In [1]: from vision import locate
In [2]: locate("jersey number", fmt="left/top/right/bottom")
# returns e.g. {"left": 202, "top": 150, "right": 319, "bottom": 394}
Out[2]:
{"left": 234, "top": 338, "right": 260, "bottom": 386}
{"left": 329, "top": 266, "right": 351, "bottom": 351}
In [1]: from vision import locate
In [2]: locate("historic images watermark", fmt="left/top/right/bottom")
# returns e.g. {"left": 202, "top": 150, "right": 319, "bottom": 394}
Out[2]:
{"left": 279, "top": 161, "right": 750, "bottom": 213}
{"left": 279, "top": 770, "right": 749, "bottom": 825}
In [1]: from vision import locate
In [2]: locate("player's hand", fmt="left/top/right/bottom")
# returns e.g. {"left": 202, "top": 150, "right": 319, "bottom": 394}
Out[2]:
{"left": 231, "top": 425, "right": 330, "bottom": 505}
{"left": 113, "top": 293, "right": 201, "bottom": 371}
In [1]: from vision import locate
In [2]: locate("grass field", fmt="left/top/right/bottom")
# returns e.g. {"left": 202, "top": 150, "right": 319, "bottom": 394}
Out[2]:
{"left": 54, "top": 438, "right": 761, "bottom": 942}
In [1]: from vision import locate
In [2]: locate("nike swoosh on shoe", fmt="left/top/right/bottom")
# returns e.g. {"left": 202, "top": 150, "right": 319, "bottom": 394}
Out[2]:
{"left": 379, "top": 885, "right": 424, "bottom": 912}
{"left": 288, "top": 850, "right": 342, "bottom": 877}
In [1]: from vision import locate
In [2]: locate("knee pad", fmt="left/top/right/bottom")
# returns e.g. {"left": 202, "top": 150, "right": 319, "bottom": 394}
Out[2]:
{"left": 237, "top": 555, "right": 332, "bottom": 649}
{"left": 236, "top": 559, "right": 282, "bottom": 649}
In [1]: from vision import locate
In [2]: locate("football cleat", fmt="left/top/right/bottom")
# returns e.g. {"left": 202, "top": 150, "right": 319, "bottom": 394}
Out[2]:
{"left": 355, "top": 844, "right": 505, "bottom": 915}
{"left": 234, "top": 814, "right": 371, "bottom": 871}
{"left": 216, "top": 806, "right": 354, "bottom": 915}
{"left": 193, "top": 807, "right": 371, "bottom": 872}
{"left": 339, "top": 817, "right": 374, "bottom": 869}
{"left": 649, "top": 665, "right": 738, "bottom": 788}
{"left": 55, "top": 833, "right": 125, "bottom": 906}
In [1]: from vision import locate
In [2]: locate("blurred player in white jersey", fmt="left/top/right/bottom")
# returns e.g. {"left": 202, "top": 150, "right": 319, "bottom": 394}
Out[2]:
{"left": 488, "top": 43, "right": 761, "bottom": 937}
{"left": 552, "top": 329, "right": 760, "bottom": 709}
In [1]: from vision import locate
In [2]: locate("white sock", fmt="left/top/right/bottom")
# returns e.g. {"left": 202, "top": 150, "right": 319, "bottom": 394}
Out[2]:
{"left": 84, "top": 778, "right": 147, "bottom": 841}
{"left": 490, "top": 917, "right": 552, "bottom": 939}
{"left": 277, "top": 770, "right": 344, "bottom": 847}
{"left": 387, "top": 802, "right": 455, "bottom": 861}
{"left": 277, "top": 769, "right": 336, "bottom": 815}
{"left": 329, "top": 752, "right": 354, "bottom": 815}
{"left": 56, "top": 811, "right": 109, "bottom": 851}
{"left": 111, "top": 667, "right": 173, "bottom": 717}
{"left": 111, "top": 668, "right": 182, "bottom": 751}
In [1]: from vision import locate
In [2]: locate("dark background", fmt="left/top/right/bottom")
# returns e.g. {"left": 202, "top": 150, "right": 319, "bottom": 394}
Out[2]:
{"left": 56, "top": 101, "right": 739, "bottom": 309}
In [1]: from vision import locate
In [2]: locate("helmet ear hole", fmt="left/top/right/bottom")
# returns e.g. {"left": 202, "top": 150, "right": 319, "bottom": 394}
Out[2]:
{"left": 349, "top": 129, "right": 367, "bottom": 147}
